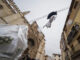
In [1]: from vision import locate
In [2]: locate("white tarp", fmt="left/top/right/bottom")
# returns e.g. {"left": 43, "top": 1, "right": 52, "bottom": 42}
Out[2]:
{"left": 0, "top": 25, "right": 28, "bottom": 60}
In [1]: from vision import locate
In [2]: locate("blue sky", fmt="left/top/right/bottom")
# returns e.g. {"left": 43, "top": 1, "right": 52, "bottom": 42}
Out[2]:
{"left": 14, "top": 0, "right": 72, "bottom": 56}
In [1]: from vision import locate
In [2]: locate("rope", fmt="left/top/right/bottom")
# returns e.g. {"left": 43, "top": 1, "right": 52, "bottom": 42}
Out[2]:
{"left": 29, "top": 7, "right": 69, "bottom": 22}
{"left": 57, "top": 7, "right": 69, "bottom": 12}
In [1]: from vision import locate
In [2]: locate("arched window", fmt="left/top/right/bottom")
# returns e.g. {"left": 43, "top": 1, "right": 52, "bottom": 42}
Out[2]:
{"left": 28, "top": 38, "right": 35, "bottom": 46}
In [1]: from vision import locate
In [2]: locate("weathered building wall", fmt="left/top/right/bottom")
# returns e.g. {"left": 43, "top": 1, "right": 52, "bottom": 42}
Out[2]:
{"left": 0, "top": 0, "right": 29, "bottom": 25}
{"left": 36, "top": 38, "right": 45, "bottom": 60}
{"left": 60, "top": 0, "right": 80, "bottom": 60}
{"left": 0, "top": 0, "right": 45, "bottom": 60}
{"left": 27, "top": 21, "right": 45, "bottom": 59}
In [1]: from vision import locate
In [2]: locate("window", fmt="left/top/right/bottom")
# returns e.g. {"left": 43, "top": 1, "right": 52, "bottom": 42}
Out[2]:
{"left": 74, "top": 1, "right": 78, "bottom": 9}
{"left": 28, "top": 38, "right": 35, "bottom": 46}
{"left": 59, "top": 55, "right": 60, "bottom": 57}
{"left": 0, "top": 4, "right": 3, "bottom": 9}
{"left": 71, "top": 45, "right": 74, "bottom": 51}
{"left": 77, "top": 36, "right": 80, "bottom": 43}
{"left": 67, "top": 24, "right": 79, "bottom": 44}
{"left": 67, "top": 19, "right": 73, "bottom": 26}
{"left": 65, "top": 54, "right": 70, "bottom": 60}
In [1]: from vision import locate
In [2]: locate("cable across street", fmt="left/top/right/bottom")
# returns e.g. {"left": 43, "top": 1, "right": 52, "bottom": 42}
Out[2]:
{"left": 30, "top": 7, "right": 69, "bottom": 22}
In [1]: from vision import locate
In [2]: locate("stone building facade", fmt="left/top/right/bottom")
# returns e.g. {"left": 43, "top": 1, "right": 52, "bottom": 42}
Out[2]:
{"left": 20, "top": 22, "right": 45, "bottom": 60}
{"left": 60, "top": 0, "right": 80, "bottom": 60}
{"left": 0, "top": 0, "right": 45, "bottom": 60}
{"left": 27, "top": 21, "right": 45, "bottom": 60}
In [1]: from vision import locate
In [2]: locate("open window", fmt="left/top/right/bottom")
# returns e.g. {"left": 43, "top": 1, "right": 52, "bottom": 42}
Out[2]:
{"left": 28, "top": 38, "right": 35, "bottom": 46}
{"left": 0, "top": 4, "right": 3, "bottom": 9}
{"left": 74, "top": 1, "right": 78, "bottom": 9}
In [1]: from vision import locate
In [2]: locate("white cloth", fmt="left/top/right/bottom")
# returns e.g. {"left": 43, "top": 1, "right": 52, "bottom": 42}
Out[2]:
{"left": 43, "top": 15, "right": 56, "bottom": 28}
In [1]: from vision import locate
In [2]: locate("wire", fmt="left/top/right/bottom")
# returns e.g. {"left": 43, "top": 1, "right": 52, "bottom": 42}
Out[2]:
{"left": 29, "top": 7, "right": 69, "bottom": 22}
{"left": 57, "top": 7, "right": 69, "bottom": 12}
{"left": 30, "top": 14, "right": 48, "bottom": 22}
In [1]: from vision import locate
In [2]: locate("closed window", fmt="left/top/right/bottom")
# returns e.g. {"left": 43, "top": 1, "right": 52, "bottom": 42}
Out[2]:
{"left": 74, "top": 1, "right": 78, "bottom": 9}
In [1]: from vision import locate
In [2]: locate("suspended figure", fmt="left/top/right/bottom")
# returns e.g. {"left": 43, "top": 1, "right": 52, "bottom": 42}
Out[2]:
{"left": 43, "top": 11, "right": 57, "bottom": 28}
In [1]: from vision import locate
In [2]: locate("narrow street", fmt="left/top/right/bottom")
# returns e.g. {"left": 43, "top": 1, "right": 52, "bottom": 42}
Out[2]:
{"left": 0, "top": 0, "right": 80, "bottom": 60}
